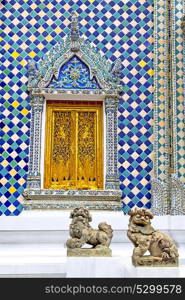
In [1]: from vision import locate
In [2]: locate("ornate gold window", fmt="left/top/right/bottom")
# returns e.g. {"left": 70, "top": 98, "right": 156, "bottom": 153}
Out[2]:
{"left": 44, "top": 101, "right": 103, "bottom": 190}
{"left": 24, "top": 12, "right": 122, "bottom": 209}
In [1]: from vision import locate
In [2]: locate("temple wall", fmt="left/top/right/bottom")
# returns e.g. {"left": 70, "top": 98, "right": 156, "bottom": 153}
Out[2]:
{"left": 0, "top": 0, "right": 184, "bottom": 215}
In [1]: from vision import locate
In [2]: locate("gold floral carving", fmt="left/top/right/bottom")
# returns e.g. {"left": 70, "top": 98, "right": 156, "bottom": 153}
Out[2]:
{"left": 52, "top": 111, "right": 71, "bottom": 165}
{"left": 77, "top": 112, "right": 96, "bottom": 188}
{"left": 78, "top": 112, "right": 95, "bottom": 164}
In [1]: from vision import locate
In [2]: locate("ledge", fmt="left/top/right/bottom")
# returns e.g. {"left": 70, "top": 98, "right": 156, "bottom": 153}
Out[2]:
{"left": 23, "top": 189, "right": 122, "bottom": 210}
{"left": 28, "top": 88, "right": 122, "bottom": 97}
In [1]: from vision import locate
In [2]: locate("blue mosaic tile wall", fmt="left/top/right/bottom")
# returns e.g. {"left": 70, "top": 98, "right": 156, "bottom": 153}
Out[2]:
{"left": 0, "top": 0, "right": 153, "bottom": 215}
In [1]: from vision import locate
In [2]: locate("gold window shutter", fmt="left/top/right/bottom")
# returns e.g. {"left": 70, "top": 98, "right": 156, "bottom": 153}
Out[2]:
{"left": 44, "top": 101, "right": 103, "bottom": 190}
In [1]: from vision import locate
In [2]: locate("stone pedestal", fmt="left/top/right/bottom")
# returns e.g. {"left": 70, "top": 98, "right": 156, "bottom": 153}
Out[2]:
{"left": 67, "top": 248, "right": 112, "bottom": 257}
{"left": 132, "top": 256, "right": 178, "bottom": 267}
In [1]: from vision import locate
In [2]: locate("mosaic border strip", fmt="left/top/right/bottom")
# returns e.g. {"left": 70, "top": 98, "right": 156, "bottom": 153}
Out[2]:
{"left": 171, "top": 0, "right": 185, "bottom": 181}
{"left": 152, "top": 0, "right": 170, "bottom": 214}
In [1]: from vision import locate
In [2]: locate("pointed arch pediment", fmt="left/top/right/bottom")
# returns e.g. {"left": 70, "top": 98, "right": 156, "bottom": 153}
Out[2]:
{"left": 48, "top": 55, "right": 100, "bottom": 90}
{"left": 27, "top": 12, "right": 122, "bottom": 94}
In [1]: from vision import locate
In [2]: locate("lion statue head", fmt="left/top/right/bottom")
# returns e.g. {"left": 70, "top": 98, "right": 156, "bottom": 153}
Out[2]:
{"left": 70, "top": 207, "right": 92, "bottom": 222}
{"left": 127, "top": 207, "right": 179, "bottom": 266}
{"left": 128, "top": 207, "right": 155, "bottom": 234}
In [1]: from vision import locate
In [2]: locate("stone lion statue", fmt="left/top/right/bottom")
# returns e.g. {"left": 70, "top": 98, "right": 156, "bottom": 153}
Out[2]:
{"left": 66, "top": 207, "right": 113, "bottom": 250}
{"left": 127, "top": 207, "right": 179, "bottom": 266}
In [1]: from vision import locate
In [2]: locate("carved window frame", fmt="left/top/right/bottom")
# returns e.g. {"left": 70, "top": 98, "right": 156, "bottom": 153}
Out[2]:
{"left": 23, "top": 12, "right": 122, "bottom": 210}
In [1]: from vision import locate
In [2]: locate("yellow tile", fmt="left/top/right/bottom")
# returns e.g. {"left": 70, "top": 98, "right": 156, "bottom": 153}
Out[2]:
{"left": 55, "top": 27, "right": 62, "bottom": 35}
{"left": 0, "top": 37, "right": 3, "bottom": 42}
{"left": 89, "top": 0, "right": 95, "bottom": 2}
{"left": 139, "top": 60, "right": 146, "bottom": 68}
{"left": 18, "top": 178, "right": 26, "bottom": 185}
{"left": 12, "top": 51, "right": 20, "bottom": 59}
{"left": 9, "top": 186, "right": 16, "bottom": 194}
{"left": 20, "top": 60, "right": 26, "bottom": 66}
{"left": 45, "top": 35, "right": 53, "bottom": 42}
{"left": 37, "top": 43, "right": 44, "bottom": 50}
{"left": 130, "top": 5, "right": 137, "bottom": 12}
{"left": 12, "top": 100, "right": 19, "bottom": 108}
{"left": 30, "top": 3, "right": 37, "bottom": 9}
{"left": 29, "top": 51, "right": 36, "bottom": 58}
{"left": 47, "top": 3, "right": 54, "bottom": 10}
{"left": 148, "top": 69, "right": 154, "bottom": 76}
{"left": 21, "top": 108, "right": 29, "bottom": 115}
{"left": 3, "top": 125, "right": 9, "bottom": 133}
{"left": 148, "top": 36, "right": 154, "bottom": 44}
{"left": 9, "top": 169, "right": 17, "bottom": 177}
{"left": 1, "top": 160, "right": 9, "bottom": 168}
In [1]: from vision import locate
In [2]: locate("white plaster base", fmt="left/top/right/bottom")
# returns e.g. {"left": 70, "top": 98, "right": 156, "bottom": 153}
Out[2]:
{"left": 0, "top": 210, "right": 185, "bottom": 278}
{"left": 0, "top": 243, "right": 184, "bottom": 278}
